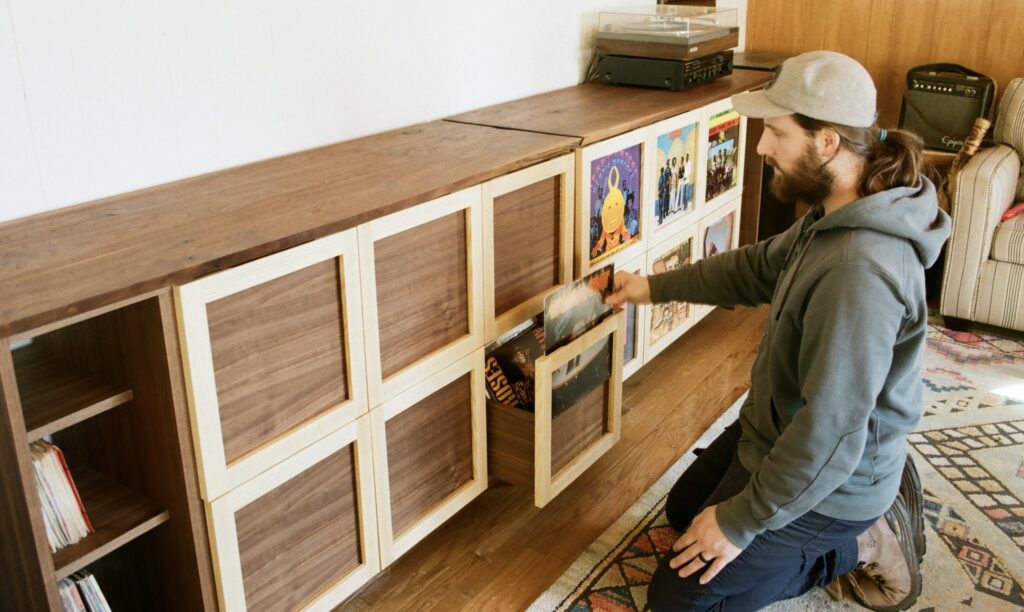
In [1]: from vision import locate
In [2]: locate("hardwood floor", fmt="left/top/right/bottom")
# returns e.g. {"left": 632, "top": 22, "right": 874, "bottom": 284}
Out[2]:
{"left": 338, "top": 305, "right": 769, "bottom": 611}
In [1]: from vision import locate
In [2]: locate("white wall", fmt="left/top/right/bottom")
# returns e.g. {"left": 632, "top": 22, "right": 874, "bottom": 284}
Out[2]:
{"left": 0, "top": 0, "right": 654, "bottom": 223}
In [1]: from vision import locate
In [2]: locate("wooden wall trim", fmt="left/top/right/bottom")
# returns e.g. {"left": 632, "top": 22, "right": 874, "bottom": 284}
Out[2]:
{"left": 746, "top": 0, "right": 1024, "bottom": 127}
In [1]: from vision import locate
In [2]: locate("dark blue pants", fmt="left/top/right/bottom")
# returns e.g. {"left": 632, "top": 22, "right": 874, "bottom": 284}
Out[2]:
{"left": 647, "top": 421, "right": 876, "bottom": 611}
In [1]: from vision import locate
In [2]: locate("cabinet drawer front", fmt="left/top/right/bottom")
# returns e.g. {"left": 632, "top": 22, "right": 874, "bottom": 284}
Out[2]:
{"left": 484, "top": 154, "right": 575, "bottom": 341}
{"left": 488, "top": 311, "right": 625, "bottom": 508}
{"left": 207, "top": 416, "right": 378, "bottom": 611}
{"left": 371, "top": 349, "right": 488, "bottom": 566}
{"left": 359, "top": 187, "right": 485, "bottom": 407}
{"left": 176, "top": 229, "right": 368, "bottom": 500}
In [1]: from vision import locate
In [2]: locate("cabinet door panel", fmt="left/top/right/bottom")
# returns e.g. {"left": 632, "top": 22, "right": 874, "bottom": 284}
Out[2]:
{"left": 359, "top": 187, "right": 484, "bottom": 407}
{"left": 207, "top": 258, "right": 348, "bottom": 464}
{"left": 370, "top": 350, "right": 487, "bottom": 566}
{"left": 483, "top": 154, "right": 575, "bottom": 341}
{"left": 207, "top": 417, "right": 378, "bottom": 611}
{"left": 374, "top": 212, "right": 469, "bottom": 379}
{"left": 176, "top": 230, "right": 367, "bottom": 500}
{"left": 493, "top": 177, "right": 561, "bottom": 316}
{"left": 487, "top": 311, "right": 624, "bottom": 508}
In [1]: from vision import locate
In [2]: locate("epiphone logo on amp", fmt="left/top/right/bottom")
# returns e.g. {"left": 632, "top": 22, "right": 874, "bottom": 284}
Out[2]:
{"left": 942, "top": 135, "right": 966, "bottom": 149}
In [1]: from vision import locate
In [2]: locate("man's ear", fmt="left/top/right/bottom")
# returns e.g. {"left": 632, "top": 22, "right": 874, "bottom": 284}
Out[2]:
{"left": 818, "top": 127, "right": 841, "bottom": 157}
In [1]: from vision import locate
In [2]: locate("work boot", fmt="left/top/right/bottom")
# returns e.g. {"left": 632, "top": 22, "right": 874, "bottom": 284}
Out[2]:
{"left": 842, "top": 493, "right": 922, "bottom": 611}
{"left": 900, "top": 453, "right": 926, "bottom": 563}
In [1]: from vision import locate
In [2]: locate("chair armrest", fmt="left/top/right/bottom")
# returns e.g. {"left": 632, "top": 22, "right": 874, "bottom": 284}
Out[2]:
{"left": 951, "top": 144, "right": 1021, "bottom": 237}
{"left": 941, "top": 144, "right": 1021, "bottom": 320}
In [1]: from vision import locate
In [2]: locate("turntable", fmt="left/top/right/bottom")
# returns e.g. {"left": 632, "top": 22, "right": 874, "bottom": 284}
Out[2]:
{"left": 595, "top": 6, "right": 739, "bottom": 92}
{"left": 596, "top": 6, "right": 739, "bottom": 62}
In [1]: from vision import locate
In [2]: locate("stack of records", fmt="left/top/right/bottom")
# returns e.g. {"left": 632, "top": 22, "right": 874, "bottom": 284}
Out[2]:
{"left": 29, "top": 441, "right": 93, "bottom": 552}
{"left": 484, "top": 317, "right": 545, "bottom": 411}
{"left": 484, "top": 267, "right": 615, "bottom": 417}
{"left": 58, "top": 571, "right": 111, "bottom": 612}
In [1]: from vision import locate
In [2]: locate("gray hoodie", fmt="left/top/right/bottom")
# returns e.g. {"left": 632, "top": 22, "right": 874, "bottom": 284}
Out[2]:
{"left": 648, "top": 178, "right": 951, "bottom": 548}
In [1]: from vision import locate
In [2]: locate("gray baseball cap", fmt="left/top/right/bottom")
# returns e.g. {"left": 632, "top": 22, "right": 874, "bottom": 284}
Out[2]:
{"left": 731, "top": 50, "right": 877, "bottom": 128}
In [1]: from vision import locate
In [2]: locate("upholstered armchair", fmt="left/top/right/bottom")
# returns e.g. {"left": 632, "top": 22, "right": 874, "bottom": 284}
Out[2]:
{"left": 940, "top": 78, "right": 1024, "bottom": 332}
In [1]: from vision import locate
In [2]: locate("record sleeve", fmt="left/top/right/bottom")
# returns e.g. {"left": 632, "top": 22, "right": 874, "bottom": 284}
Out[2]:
{"left": 544, "top": 266, "right": 614, "bottom": 353}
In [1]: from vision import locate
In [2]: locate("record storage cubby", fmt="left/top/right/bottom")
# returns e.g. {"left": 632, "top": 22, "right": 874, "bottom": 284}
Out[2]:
{"left": 0, "top": 292, "right": 213, "bottom": 610}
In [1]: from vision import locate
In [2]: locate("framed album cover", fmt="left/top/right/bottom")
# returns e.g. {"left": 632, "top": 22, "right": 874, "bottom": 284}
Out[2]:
{"left": 614, "top": 254, "right": 647, "bottom": 380}
{"left": 543, "top": 266, "right": 614, "bottom": 354}
{"left": 577, "top": 128, "right": 647, "bottom": 275}
{"left": 647, "top": 111, "right": 701, "bottom": 235}
{"left": 645, "top": 220, "right": 700, "bottom": 361}
{"left": 693, "top": 196, "right": 741, "bottom": 322}
{"left": 702, "top": 99, "right": 745, "bottom": 212}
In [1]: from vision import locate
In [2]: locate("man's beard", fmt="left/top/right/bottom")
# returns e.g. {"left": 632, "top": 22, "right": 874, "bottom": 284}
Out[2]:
{"left": 767, "top": 144, "right": 834, "bottom": 206}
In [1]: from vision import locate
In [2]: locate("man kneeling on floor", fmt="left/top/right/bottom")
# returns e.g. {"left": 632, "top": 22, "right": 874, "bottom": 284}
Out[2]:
{"left": 605, "top": 50, "right": 950, "bottom": 611}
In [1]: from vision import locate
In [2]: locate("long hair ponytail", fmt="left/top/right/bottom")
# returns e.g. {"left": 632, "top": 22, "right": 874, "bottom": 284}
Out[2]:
{"left": 793, "top": 114, "right": 925, "bottom": 196}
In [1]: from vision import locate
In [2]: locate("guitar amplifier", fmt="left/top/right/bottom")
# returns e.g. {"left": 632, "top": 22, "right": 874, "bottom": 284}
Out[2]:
{"left": 899, "top": 63, "right": 995, "bottom": 152}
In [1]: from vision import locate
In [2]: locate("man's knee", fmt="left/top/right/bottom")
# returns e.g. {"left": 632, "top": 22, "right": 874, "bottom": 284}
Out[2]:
{"left": 646, "top": 561, "right": 713, "bottom": 612}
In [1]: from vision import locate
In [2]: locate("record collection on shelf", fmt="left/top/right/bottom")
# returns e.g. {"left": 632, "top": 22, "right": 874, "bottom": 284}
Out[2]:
{"left": 58, "top": 570, "right": 111, "bottom": 612}
{"left": 30, "top": 440, "right": 115, "bottom": 610}
{"left": 484, "top": 267, "right": 615, "bottom": 417}
{"left": 29, "top": 440, "right": 92, "bottom": 552}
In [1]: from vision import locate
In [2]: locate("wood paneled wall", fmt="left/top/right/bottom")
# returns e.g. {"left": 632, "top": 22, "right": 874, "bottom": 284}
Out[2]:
{"left": 745, "top": 0, "right": 1024, "bottom": 126}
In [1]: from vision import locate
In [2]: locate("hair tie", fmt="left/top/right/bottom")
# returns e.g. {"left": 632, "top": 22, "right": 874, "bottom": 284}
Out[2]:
{"left": 879, "top": 128, "right": 888, "bottom": 142}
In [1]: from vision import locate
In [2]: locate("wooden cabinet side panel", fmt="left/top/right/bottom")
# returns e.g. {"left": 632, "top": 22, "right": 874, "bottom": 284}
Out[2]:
{"left": 149, "top": 293, "right": 217, "bottom": 610}
{"left": 0, "top": 345, "right": 59, "bottom": 610}
{"left": 485, "top": 400, "right": 535, "bottom": 488}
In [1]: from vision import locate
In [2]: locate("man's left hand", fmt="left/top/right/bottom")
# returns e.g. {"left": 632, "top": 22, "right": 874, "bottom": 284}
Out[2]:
{"left": 669, "top": 505, "right": 743, "bottom": 585}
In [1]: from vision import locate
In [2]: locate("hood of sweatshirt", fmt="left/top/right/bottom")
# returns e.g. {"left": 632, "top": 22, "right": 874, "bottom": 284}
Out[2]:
{"left": 808, "top": 178, "right": 951, "bottom": 268}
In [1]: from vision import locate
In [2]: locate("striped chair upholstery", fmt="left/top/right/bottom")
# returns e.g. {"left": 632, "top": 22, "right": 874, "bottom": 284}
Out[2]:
{"left": 940, "top": 78, "right": 1024, "bottom": 332}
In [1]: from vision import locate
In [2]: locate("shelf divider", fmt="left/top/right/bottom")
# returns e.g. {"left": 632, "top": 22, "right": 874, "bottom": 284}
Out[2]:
{"left": 51, "top": 465, "right": 169, "bottom": 580}
{"left": 14, "top": 343, "right": 134, "bottom": 442}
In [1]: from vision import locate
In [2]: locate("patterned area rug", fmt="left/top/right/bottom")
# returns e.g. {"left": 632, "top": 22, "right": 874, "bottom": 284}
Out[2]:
{"left": 530, "top": 321, "right": 1024, "bottom": 611}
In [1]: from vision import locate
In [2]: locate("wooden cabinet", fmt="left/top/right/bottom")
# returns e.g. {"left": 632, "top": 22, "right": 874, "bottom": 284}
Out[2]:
{"left": 0, "top": 293, "right": 214, "bottom": 610}
{"left": 483, "top": 154, "right": 576, "bottom": 341}
{"left": 487, "top": 310, "right": 624, "bottom": 507}
{"left": 175, "top": 230, "right": 368, "bottom": 502}
{"left": 0, "top": 75, "right": 771, "bottom": 610}
{"left": 205, "top": 415, "right": 378, "bottom": 611}
{"left": 370, "top": 349, "right": 487, "bottom": 566}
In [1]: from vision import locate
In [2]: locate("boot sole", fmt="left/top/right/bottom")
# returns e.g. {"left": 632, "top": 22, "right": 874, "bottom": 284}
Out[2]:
{"left": 901, "top": 453, "right": 926, "bottom": 564}
{"left": 847, "top": 493, "right": 923, "bottom": 612}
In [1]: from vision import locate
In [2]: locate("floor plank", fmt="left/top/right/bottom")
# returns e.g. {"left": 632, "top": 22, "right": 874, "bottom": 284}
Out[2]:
{"left": 339, "top": 305, "right": 768, "bottom": 611}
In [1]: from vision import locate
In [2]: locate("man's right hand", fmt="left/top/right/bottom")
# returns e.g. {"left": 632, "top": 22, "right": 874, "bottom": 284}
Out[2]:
{"left": 605, "top": 271, "right": 652, "bottom": 307}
